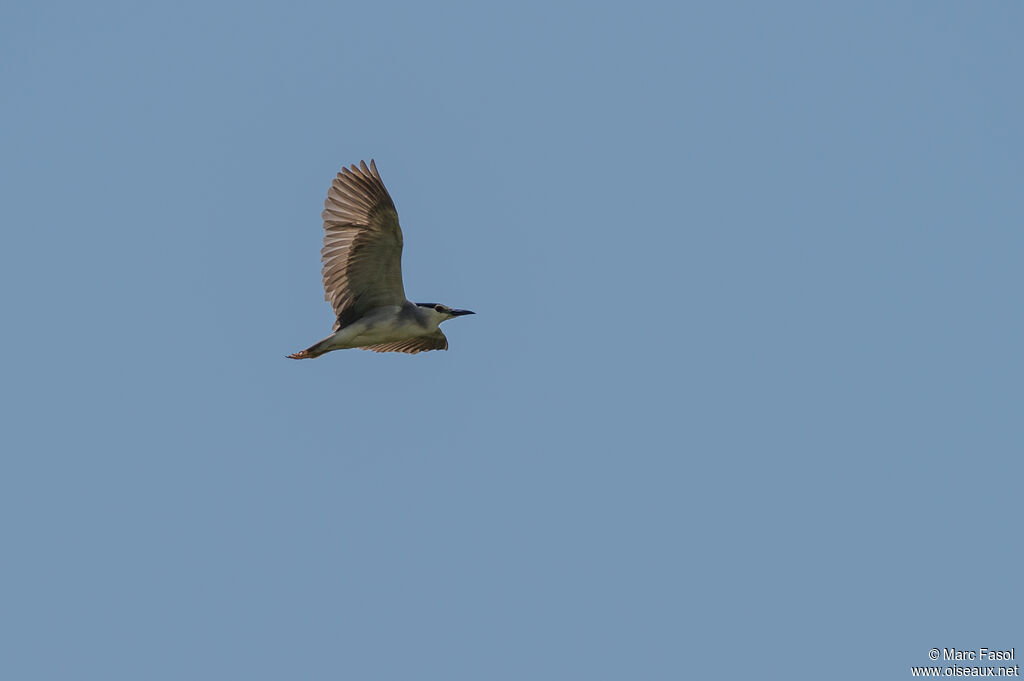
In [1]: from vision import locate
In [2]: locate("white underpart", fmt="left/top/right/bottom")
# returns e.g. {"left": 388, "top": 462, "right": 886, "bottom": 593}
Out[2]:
{"left": 321, "top": 305, "right": 449, "bottom": 351}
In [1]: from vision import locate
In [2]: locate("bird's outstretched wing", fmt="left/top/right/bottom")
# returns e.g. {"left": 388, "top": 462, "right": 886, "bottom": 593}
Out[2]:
{"left": 321, "top": 160, "right": 406, "bottom": 330}
{"left": 361, "top": 331, "right": 449, "bottom": 354}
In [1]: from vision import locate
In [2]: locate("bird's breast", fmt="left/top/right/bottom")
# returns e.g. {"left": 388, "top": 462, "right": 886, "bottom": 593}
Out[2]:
{"left": 333, "top": 305, "right": 436, "bottom": 346}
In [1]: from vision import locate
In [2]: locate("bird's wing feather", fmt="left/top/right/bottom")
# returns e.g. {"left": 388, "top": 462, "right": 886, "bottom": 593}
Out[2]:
{"left": 321, "top": 160, "right": 406, "bottom": 329}
{"left": 361, "top": 331, "right": 449, "bottom": 354}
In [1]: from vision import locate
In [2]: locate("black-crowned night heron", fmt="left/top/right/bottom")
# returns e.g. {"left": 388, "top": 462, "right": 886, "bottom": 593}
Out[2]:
{"left": 288, "top": 160, "right": 474, "bottom": 359}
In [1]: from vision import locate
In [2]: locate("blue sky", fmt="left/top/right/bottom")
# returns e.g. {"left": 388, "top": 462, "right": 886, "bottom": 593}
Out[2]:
{"left": 2, "top": 2, "right": 1021, "bottom": 679}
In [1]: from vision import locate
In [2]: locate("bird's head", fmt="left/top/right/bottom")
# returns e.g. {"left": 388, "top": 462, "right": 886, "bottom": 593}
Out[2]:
{"left": 417, "top": 302, "right": 475, "bottom": 322}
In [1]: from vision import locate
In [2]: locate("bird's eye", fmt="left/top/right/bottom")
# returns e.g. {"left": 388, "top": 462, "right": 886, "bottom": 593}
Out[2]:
{"left": 435, "top": 305, "right": 447, "bottom": 313}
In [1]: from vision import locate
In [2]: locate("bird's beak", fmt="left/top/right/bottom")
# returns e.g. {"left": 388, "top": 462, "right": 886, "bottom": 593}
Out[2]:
{"left": 451, "top": 309, "right": 475, "bottom": 317}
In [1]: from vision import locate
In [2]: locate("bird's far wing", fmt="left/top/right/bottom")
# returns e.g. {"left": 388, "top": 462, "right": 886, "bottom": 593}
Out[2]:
{"left": 321, "top": 160, "right": 406, "bottom": 329}
{"left": 361, "top": 331, "right": 449, "bottom": 354}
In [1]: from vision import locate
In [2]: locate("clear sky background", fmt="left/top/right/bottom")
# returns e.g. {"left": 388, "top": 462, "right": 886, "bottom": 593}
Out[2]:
{"left": 2, "top": 2, "right": 1021, "bottom": 679}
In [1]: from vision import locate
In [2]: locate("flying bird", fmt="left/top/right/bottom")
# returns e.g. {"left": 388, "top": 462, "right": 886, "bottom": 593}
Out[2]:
{"left": 288, "top": 160, "right": 474, "bottom": 359}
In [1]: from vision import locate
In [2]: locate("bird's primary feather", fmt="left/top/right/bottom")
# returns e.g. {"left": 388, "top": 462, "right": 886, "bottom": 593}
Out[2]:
{"left": 361, "top": 330, "right": 449, "bottom": 354}
{"left": 321, "top": 160, "right": 407, "bottom": 331}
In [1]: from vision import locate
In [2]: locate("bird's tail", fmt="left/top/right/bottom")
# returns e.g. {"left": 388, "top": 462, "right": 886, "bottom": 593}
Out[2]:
{"left": 286, "top": 337, "right": 332, "bottom": 360}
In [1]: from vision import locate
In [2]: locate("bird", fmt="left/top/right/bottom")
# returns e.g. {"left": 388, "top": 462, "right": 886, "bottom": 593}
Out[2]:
{"left": 287, "top": 160, "right": 474, "bottom": 359}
